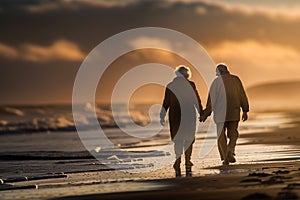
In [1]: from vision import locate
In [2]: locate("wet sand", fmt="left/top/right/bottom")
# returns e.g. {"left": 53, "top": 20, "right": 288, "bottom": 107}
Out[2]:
{"left": 55, "top": 162, "right": 300, "bottom": 200}
{"left": 2, "top": 158, "right": 299, "bottom": 200}
{"left": 1, "top": 112, "right": 300, "bottom": 200}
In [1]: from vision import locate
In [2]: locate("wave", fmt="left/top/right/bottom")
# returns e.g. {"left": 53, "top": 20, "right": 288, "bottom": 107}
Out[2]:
{"left": 0, "top": 107, "right": 25, "bottom": 116}
{"left": 0, "top": 103, "right": 160, "bottom": 134}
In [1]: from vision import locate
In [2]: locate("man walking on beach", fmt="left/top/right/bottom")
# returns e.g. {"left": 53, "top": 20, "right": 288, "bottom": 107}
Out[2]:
{"left": 160, "top": 66, "right": 203, "bottom": 176}
{"left": 201, "top": 64, "right": 249, "bottom": 165}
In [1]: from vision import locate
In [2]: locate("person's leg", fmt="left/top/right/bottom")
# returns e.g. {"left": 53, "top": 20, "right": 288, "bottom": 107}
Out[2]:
{"left": 226, "top": 121, "right": 239, "bottom": 162}
{"left": 217, "top": 122, "right": 228, "bottom": 162}
{"left": 184, "top": 139, "right": 194, "bottom": 176}
{"left": 184, "top": 139, "right": 195, "bottom": 167}
{"left": 173, "top": 140, "right": 183, "bottom": 176}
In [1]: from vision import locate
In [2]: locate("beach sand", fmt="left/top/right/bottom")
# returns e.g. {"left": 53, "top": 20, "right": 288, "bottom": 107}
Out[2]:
{"left": 1, "top": 112, "right": 300, "bottom": 200}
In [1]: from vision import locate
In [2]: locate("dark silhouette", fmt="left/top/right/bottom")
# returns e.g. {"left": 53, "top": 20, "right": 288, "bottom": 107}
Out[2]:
{"left": 160, "top": 66, "right": 203, "bottom": 177}
{"left": 200, "top": 63, "right": 249, "bottom": 165}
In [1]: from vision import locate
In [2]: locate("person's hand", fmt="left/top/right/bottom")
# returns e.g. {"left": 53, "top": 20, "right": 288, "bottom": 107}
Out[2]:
{"left": 242, "top": 112, "right": 248, "bottom": 122}
{"left": 160, "top": 118, "right": 165, "bottom": 126}
{"left": 199, "top": 115, "right": 207, "bottom": 122}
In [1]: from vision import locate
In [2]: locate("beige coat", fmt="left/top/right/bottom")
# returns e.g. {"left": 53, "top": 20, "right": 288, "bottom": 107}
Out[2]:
{"left": 205, "top": 73, "right": 249, "bottom": 123}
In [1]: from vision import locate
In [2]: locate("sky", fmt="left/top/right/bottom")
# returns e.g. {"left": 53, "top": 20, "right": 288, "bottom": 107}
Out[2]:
{"left": 1, "top": 0, "right": 300, "bottom": 104}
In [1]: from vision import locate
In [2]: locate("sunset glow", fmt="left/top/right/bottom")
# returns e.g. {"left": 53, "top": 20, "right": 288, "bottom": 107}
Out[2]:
{"left": 1, "top": 0, "right": 300, "bottom": 110}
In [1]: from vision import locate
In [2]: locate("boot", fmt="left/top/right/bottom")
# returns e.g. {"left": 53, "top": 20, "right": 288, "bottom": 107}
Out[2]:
{"left": 185, "top": 157, "right": 193, "bottom": 177}
{"left": 227, "top": 152, "right": 236, "bottom": 163}
{"left": 185, "top": 165, "right": 192, "bottom": 177}
{"left": 222, "top": 159, "right": 229, "bottom": 165}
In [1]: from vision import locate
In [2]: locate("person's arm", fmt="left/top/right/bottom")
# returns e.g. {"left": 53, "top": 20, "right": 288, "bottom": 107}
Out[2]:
{"left": 205, "top": 80, "right": 216, "bottom": 116}
{"left": 190, "top": 82, "right": 203, "bottom": 116}
{"left": 200, "top": 94, "right": 211, "bottom": 122}
{"left": 239, "top": 78, "right": 249, "bottom": 121}
{"left": 201, "top": 79, "right": 218, "bottom": 122}
{"left": 160, "top": 87, "right": 170, "bottom": 126}
{"left": 200, "top": 83, "right": 214, "bottom": 122}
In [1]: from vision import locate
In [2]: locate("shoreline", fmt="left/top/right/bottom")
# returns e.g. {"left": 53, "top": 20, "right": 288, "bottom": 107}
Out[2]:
{"left": 1, "top": 112, "right": 300, "bottom": 199}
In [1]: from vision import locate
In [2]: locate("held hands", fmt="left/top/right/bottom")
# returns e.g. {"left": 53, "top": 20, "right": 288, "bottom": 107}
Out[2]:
{"left": 242, "top": 112, "right": 248, "bottom": 122}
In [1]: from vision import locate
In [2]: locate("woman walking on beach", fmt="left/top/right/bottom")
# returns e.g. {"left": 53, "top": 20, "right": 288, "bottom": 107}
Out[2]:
{"left": 160, "top": 66, "right": 203, "bottom": 177}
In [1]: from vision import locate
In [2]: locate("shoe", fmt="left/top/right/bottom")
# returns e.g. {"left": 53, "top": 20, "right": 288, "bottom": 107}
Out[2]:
{"left": 222, "top": 159, "right": 229, "bottom": 165}
{"left": 227, "top": 154, "right": 236, "bottom": 163}
{"left": 185, "top": 160, "right": 194, "bottom": 167}
{"left": 228, "top": 155, "right": 236, "bottom": 163}
{"left": 185, "top": 166, "right": 192, "bottom": 177}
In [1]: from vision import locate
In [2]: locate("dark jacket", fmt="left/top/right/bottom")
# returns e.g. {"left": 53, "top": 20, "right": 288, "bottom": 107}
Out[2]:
{"left": 205, "top": 73, "right": 249, "bottom": 123}
{"left": 161, "top": 77, "right": 203, "bottom": 140}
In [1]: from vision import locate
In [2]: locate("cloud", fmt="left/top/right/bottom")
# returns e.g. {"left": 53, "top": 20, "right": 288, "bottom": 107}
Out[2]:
{"left": 197, "top": 0, "right": 300, "bottom": 21}
{"left": 6, "top": 0, "right": 300, "bottom": 21}
{"left": 0, "top": 40, "right": 85, "bottom": 62}
{"left": 128, "top": 37, "right": 173, "bottom": 50}
{"left": 24, "top": 2, "right": 63, "bottom": 13}
{"left": 126, "top": 37, "right": 300, "bottom": 89}
{"left": 22, "top": 0, "right": 137, "bottom": 13}
{"left": 168, "top": 0, "right": 300, "bottom": 21}
{"left": 0, "top": 43, "right": 18, "bottom": 59}
{"left": 65, "top": 0, "right": 136, "bottom": 8}
{"left": 208, "top": 40, "right": 300, "bottom": 86}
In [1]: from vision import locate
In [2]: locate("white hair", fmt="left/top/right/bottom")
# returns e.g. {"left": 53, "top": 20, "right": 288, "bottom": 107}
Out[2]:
{"left": 175, "top": 65, "right": 191, "bottom": 79}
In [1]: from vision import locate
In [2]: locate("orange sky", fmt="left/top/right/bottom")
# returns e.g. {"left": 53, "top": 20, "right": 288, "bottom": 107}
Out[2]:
{"left": 1, "top": 0, "right": 300, "bottom": 104}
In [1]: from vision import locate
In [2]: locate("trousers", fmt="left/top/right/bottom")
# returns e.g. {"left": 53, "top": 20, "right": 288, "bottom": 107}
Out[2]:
{"left": 216, "top": 121, "right": 239, "bottom": 161}
{"left": 173, "top": 139, "right": 194, "bottom": 168}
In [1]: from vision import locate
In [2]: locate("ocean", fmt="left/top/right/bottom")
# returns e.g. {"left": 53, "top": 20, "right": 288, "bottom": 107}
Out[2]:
{"left": 0, "top": 104, "right": 299, "bottom": 179}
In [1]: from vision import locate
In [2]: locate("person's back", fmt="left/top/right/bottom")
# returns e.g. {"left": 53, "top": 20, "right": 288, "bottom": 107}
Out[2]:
{"left": 221, "top": 73, "right": 249, "bottom": 122}
{"left": 206, "top": 68, "right": 249, "bottom": 123}
{"left": 202, "top": 63, "right": 249, "bottom": 165}
{"left": 160, "top": 65, "right": 203, "bottom": 176}
{"left": 165, "top": 77, "right": 200, "bottom": 140}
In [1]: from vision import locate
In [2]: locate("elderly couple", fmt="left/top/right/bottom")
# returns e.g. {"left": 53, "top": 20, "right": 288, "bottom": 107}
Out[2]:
{"left": 160, "top": 64, "right": 249, "bottom": 177}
